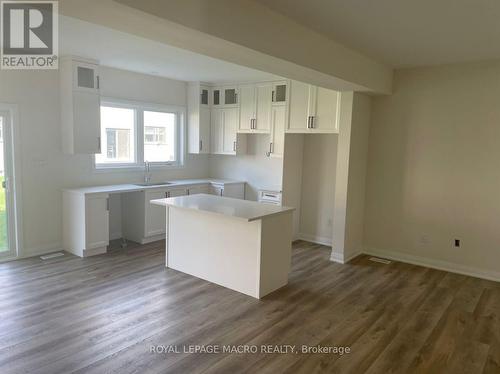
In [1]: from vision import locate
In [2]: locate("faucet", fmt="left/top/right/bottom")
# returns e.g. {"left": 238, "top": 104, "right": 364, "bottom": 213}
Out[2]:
{"left": 144, "top": 161, "right": 152, "bottom": 184}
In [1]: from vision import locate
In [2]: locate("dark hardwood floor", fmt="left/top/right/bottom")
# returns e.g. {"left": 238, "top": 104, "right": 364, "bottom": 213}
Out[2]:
{"left": 0, "top": 240, "right": 499, "bottom": 373}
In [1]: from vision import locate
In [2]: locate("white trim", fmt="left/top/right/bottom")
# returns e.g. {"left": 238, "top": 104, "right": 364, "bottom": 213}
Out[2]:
{"left": 330, "top": 249, "right": 363, "bottom": 264}
{"left": 330, "top": 250, "right": 345, "bottom": 264}
{"left": 109, "top": 231, "right": 123, "bottom": 241}
{"left": 0, "top": 104, "right": 23, "bottom": 260}
{"left": 364, "top": 247, "right": 500, "bottom": 283}
{"left": 298, "top": 232, "right": 332, "bottom": 246}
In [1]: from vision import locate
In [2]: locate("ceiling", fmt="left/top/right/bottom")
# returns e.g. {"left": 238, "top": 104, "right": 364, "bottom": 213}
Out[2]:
{"left": 60, "top": 16, "right": 281, "bottom": 83}
{"left": 254, "top": 0, "right": 500, "bottom": 68}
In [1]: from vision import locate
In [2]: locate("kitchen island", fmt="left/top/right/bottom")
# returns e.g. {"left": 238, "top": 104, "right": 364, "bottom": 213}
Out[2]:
{"left": 151, "top": 194, "right": 295, "bottom": 299}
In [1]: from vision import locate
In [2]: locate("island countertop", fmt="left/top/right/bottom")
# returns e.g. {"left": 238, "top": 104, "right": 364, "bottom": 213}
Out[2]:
{"left": 151, "top": 193, "right": 294, "bottom": 222}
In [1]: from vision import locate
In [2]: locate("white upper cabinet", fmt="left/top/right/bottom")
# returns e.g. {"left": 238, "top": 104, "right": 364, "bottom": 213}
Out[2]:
{"left": 212, "top": 87, "right": 222, "bottom": 107}
{"left": 224, "top": 87, "right": 239, "bottom": 107}
{"left": 211, "top": 107, "right": 246, "bottom": 155}
{"left": 238, "top": 83, "right": 272, "bottom": 133}
{"left": 239, "top": 84, "right": 256, "bottom": 132}
{"left": 310, "top": 87, "right": 340, "bottom": 133}
{"left": 271, "top": 82, "right": 288, "bottom": 105}
{"left": 255, "top": 83, "right": 272, "bottom": 132}
{"left": 60, "top": 57, "right": 101, "bottom": 154}
{"left": 73, "top": 61, "right": 100, "bottom": 93}
{"left": 222, "top": 107, "right": 242, "bottom": 154}
{"left": 210, "top": 107, "right": 224, "bottom": 154}
{"left": 267, "top": 105, "right": 286, "bottom": 158}
{"left": 187, "top": 82, "right": 211, "bottom": 154}
{"left": 287, "top": 80, "right": 340, "bottom": 134}
{"left": 212, "top": 86, "right": 239, "bottom": 107}
{"left": 288, "top": 80, "right": 311, "bottom": 132}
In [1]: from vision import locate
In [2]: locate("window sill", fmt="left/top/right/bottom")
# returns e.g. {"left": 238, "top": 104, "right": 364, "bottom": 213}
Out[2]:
{"left": 93, "top": 163, "right": 184, "bottom": 173}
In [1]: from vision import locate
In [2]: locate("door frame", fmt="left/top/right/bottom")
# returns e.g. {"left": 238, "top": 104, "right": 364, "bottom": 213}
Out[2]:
{"left": 0, "top": 104, "right": 23, "bottom": 260}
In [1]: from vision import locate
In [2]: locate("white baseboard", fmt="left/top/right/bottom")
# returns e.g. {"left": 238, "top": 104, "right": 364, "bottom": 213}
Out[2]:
{"left": 298, "top": 233, "right": 332, "bottom": 246}
{"left": 364, "top": 247, "right": 500, "bottom": 283}
{"left": 330, "top": 251, "right": 345, "bottom": 264}
{"left": 110, "top": 231, "right": 123, "bottom": 241}
{"left": 330, "top": 249, "right": 363, "bottom": 264}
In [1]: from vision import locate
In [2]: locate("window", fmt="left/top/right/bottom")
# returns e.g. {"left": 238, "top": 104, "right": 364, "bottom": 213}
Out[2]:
{"left": 95, "top": 100, "right": 184, "bottom": 169}
{"left": 106, "top": 128, "right": 131, "bottom": 159}
{"left": 143, "top": 111, "right": 176, "bottom": 163}
{"left": 95, "top": 106, "right": 135, "bottom": 165}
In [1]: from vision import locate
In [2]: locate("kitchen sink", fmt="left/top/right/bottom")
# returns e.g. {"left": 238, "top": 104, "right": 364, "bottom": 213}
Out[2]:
{"left": 134, "top": 182, "right": 174, "bottom": 187}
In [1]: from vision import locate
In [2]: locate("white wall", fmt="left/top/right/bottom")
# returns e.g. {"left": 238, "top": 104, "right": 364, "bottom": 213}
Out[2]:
{"left": 282, "top": 134, "right": 304, "bottom": 239}
{"left": 298, "top": 135, "right": 338, "bottom": 245}
{"left": 282, "top": 133, "right": 339, "bottom": 245}
{"left": 0, "top": 66, "right": 209, "bottom": 257}
{"left": 364, "top": 61, "right": 500, "bottom": 279}
{"left": 209, "top": 135, "right": 283, "bottom": 201}
{"left": 344, "top": 93, "right": 371, "bottom": 260}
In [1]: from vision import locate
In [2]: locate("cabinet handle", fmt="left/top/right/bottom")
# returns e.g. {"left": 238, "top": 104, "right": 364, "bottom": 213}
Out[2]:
{"left": 233, "top": 141, "right": 237, "bottom": 151}
{"left": 199, "top": 140, "right": 203, "bottom": 151}
{"left": 106, "top": 198, "right": 109, "bottom": 211}
{"left": 272, "top": 90, "right": 275, "bottom": 102}
{"left": 96, "top": 75, "right": 100, "bottom": 90}
{"left": 165, "top": 191, "right": 170, "bottom": 198}
{"left": 310, "top": 116, "right": 315, "bottom": 129}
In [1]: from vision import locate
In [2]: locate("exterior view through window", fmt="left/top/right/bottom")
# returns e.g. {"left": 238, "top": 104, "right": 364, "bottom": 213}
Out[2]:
{"left": 95, "top": 103, "right": 180, "bottom": 168}
{"left": 95, "top": 106, "right": 135, "bottom": 165}
{"left": 0, "top": 116, "right": 6, "bottom": 251}
{"left": 144, "top": 111, "right": 176, "bottom": 163}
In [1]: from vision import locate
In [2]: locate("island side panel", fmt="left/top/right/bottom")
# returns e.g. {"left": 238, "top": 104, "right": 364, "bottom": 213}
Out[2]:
{"left": 258, "top": 211, "right": 293, "bottom": 298}
{"left": 167, "top": 207, "right": 261, "bottom": 298}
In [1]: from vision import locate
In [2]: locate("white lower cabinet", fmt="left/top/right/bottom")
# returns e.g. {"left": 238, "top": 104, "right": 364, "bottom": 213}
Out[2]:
{"left": 85, "top": 194, "right": 109, "bottom": 253}
{"left": 209, "top": 183, "right": 245, "bottom": 199}
{"left": 63, "top": 192, "right": 109, "bottom": 257}
{"left": 144, "top": 189, "right": 169, "bottom": 238}
{"left": 123, "top": 187, "right": 188, "bottom": 244}
{"left": 188, "top": 185, "right": 210, "bottom": 195}
{"left": 63, "top": 181, "right": 246, "bottom": 257}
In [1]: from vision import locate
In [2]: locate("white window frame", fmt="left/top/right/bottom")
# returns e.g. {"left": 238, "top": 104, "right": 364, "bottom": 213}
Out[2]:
{"left": 94, "top": 98, "right": 186, "bottom": 171}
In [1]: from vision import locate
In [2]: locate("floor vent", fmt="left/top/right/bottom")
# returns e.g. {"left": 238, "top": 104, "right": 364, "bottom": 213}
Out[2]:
{"left": 369, "top": 257, "right": 391, "bottom": 264}
{"left": 40, "top": 252, "right": 65, "bottom": 260}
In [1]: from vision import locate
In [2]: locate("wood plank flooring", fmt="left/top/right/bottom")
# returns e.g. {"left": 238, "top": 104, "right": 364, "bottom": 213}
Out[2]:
{"left": 0, "top": 240, "right": 500, "bottom": 373}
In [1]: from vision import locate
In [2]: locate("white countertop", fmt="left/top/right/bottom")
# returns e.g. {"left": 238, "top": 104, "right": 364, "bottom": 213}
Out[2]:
{"left": 63, "top": 178, "right": 244, "bottom": 195}
{"left": 151, "top": 194, "right": 294, "bottom": 222}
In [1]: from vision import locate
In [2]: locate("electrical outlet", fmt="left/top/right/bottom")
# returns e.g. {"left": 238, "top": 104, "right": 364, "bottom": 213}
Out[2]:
{"left": 419, "top": 235, "right": 430, "bottom": 246}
